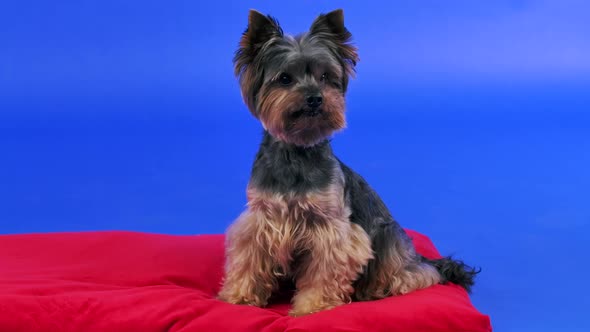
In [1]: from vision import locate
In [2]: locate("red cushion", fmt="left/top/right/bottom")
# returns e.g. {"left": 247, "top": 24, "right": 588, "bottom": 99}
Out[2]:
{"left": 0, "top": 230, "right": 491, "bottom": 332}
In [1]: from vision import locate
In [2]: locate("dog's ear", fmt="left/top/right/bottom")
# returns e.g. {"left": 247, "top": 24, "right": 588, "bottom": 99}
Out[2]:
{"left": 242, "top": 10, "right": 283, "bottom": 52}
{"left": 234, "top": 10, "right": 283, "bottom": 77}
{"left": 309, "top": 9, "right": 347, "bottom": 38}
{"left": 309, "top": 9, "right": 358, "bottom": 88}
{"left": 234, "top": 10, "right": 283, "bottom": 116}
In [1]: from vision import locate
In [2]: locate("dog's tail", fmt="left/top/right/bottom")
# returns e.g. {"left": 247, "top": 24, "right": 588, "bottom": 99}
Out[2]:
{"left": 422, "top": 256, "right": 481, "bottom": 293}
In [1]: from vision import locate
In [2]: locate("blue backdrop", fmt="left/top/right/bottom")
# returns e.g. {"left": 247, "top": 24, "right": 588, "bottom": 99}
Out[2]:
{"left": 1, "top": 1, "right": 589, "bottom": 331}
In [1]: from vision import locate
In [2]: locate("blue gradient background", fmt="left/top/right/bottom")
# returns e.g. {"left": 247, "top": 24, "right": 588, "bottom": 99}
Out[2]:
{"left": 1, "top": 1, "right": 589, "bottom": 331}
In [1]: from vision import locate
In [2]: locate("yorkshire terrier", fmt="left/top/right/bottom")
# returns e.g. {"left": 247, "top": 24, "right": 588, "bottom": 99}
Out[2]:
{"left": 218, "top": 9, "right": 478, "bottom": 317}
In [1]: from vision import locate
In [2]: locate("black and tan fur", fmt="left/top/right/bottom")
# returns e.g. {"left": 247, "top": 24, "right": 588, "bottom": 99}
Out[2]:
{"left": 218, "top": 9, "right": 479, "bottom": 316}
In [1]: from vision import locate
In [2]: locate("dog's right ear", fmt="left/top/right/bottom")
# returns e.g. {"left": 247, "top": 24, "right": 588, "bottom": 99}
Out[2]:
{"left": 234, "top": 10, "right": 283, "bottom": 77}
{"left": 242, "top": 10, "right": 283, "bottom": 52}
{"left": 234, "top": 10, "right": 283, "bottom": 116}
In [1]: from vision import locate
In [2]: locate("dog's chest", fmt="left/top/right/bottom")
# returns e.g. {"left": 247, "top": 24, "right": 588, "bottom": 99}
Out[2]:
{"left": 247, "top": 184, "right": 349, "bottom": 227}
{"left": 245, "top": 184, "right": 351, "bottom": 271}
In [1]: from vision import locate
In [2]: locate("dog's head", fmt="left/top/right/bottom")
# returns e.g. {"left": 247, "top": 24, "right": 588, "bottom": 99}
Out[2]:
{"left": 234, "top": 9, "right": 358, "bottom": 147}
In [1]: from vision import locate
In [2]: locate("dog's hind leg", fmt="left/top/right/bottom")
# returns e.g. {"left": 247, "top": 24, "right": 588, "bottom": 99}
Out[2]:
{"left": 353, "top": 225, "right": 441, "bottom": 300}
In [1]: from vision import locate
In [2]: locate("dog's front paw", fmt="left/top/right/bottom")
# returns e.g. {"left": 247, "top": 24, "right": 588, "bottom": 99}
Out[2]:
{"left": 218, "top": 295, "right": 265, "bottom": 307}
{"left": 289, "top": 289, "right": 344, "bottom": 316}
{"left": 289, "top": 302, "right": 337, "bottom": 317}
{"left": 218, "top": 285, "right": 269, "bottom": 307}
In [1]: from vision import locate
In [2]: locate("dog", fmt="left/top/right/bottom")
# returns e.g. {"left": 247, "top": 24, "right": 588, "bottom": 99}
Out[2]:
{"left": 218, "top": 9, "right": 478, "bottom": 317}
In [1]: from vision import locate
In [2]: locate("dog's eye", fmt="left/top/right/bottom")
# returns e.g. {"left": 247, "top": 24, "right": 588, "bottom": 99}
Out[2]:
{"left": 279, "top": 73, "right": 292, "bottom": 85}
{"left": 320, "top": 73, "right": 329, "bottom": 81}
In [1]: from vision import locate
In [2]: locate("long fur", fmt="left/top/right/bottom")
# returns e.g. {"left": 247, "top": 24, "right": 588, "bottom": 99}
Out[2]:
{"left": 219, "top": 9, "right": 479, "bottom": 316}
{"left": 422, "top": 256, "right": 481, "bottom": 293}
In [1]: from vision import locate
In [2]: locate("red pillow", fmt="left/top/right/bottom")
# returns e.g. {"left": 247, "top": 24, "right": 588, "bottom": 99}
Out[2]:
{"left": 0, "top": 230, "right": 491, "bottom": 332}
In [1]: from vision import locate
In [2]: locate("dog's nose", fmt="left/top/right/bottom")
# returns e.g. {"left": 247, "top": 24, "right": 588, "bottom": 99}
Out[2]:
{"left": 306, "top": 94, "right": 323, "bottom": 109}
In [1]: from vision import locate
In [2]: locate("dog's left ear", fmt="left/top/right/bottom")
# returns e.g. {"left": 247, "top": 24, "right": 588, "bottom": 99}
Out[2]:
{"left": 309, "top": 9, "right": 359, "bottom": 81}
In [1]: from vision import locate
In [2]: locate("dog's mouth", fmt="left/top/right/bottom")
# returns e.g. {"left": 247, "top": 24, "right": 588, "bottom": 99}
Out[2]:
{"left": 280, "top": 106, "right": 344, "bottom": 147}
{"left": 292, "top": 108, "right": 323, "bottom": 118}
